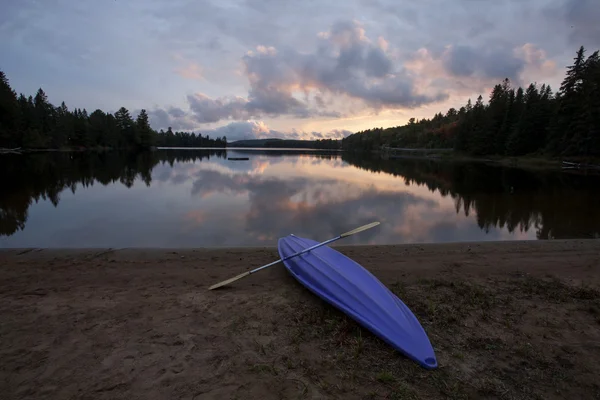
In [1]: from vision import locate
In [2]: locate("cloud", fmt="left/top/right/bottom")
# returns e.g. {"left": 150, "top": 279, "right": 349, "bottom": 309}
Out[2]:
{"left": 181, "top": 165, "right": 510, "bottom": 246}
{"left": 205, "top": 121, "right": 272, "bottom": 141}
{"left": 442, "top": 45, "right": 525, "bottom": 81}
{"left": 150, "top": 20, "right": 449, "bottom": 126}
{"left": 175, "top": 63, "right": 203, "bottom": 80}
{"left": 146, "top": 107, "right": 197, "bottom": 131}
{"left": 544, "top": 0, "right": 600, "bottom": 48}
{"left": 243, "top": 20, "right": 448, "bottom": 110}
{"left": 186, "top": 93, "right": 251, "bottom": 123}
{"left": 405, "top": 43, "right": 558, "bottom": 97}
{"left": 2, "top": 0, "right": 592, "bottom": 136}
{"left": 202, "top": 121, "right": 348, "bottom": 141}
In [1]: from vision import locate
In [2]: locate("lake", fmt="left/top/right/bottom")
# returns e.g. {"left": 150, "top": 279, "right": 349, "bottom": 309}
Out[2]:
{"left": 1, "top": 149, "right": 600, "bottom": 248}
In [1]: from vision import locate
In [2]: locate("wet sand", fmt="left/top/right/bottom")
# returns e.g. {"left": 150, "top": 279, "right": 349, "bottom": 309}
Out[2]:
{"left": 1, "top": 240, "right": 600, "bottom": 399}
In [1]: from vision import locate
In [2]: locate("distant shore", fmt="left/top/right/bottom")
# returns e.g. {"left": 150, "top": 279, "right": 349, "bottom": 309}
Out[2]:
{"left": 373, "top": 148, "right": 600, "bottom": 172}
{"left": 2, "top": 239, "right": 600, "bottom": 399}
{"left": 5, "top": 146, "right": 600, "bottom": 173}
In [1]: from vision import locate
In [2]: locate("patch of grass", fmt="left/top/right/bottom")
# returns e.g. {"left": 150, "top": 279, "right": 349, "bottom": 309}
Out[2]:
{"left": 430, "top": 368, "right": 471, "bottom": 400}
{"left": 517, "top": 276, "right": 600, "bottom": 303}
{"left": 389, "top": 382, "right": 419, "bottom": 400}
{"left": 392, "top": 278, "right": 505, "bottom": 330}
{"left": 281, "top": 355, "right": 296, "bottom": 370}
{"left": 283, "top": 274, "right": 600, "bottom": 400}
{"left": 376, "top": 370, "right": 395, "bottom": 383}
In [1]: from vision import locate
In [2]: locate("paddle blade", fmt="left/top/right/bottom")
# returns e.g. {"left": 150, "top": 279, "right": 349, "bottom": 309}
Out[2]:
{"left": 208, "top": 271, "right": 251, "bottom": 290}
{"left": 340, "top": 221, "right": 380, "bottom": 238}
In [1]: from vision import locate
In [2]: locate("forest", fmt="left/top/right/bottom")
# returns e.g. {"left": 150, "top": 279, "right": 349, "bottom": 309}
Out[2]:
{"left": 342, "top": 46, "right": 600, "bottom": 158}
{"left": 0, "top": 72, "right": 226, "bottom": 150}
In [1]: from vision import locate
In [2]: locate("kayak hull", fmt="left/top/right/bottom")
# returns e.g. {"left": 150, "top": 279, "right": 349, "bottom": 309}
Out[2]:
{"left": 278, "top": 234, "right": 437, "bottom": 369}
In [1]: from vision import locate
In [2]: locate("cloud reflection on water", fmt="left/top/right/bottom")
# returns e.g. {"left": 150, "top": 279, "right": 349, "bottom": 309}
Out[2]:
{"left": 2, "top": 149, "right": 599, "bottom": 247}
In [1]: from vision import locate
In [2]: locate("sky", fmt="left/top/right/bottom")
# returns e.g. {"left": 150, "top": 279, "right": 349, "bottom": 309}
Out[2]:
{"left": 1, "top": 0, "right": 598, "bottom": 141}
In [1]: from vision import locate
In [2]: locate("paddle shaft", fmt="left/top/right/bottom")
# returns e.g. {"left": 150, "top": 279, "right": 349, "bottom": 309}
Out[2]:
{"left": 247, "top": 235, "right": 341, "bottom": 276}
{"left": 208, "top": 221, "right": 380, "bottom": 290}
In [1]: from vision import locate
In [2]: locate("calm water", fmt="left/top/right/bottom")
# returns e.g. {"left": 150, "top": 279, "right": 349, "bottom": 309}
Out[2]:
{"left": 1, "top": 149, "right": 600, "bottom": 248}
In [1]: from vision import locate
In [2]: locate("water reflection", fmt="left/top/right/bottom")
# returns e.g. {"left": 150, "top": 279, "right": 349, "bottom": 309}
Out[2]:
{"left": 342, "top": 153, "right": 600, "bottom": 240}
{"left": 1, "top": 149, "right": 599, "bottom": 247}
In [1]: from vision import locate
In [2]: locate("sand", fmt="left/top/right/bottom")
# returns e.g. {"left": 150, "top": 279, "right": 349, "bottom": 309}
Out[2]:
{"left": 1, "top": 240, "right": 600, "bottom": 399}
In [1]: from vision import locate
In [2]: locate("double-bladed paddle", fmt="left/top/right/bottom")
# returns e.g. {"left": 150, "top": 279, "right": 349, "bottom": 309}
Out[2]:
{"left": 208, "top": 221, "right": 380, "bottom": 290}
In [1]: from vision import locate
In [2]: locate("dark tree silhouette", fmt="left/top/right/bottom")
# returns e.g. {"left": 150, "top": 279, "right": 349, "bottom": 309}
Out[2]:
{"left": 0, "top": 73, "right": 227, "bottom": 150}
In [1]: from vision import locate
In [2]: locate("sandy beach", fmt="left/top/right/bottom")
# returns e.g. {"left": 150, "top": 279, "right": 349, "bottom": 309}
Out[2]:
{"left": 2, "top": 240, "right": 600, "bottom": 399}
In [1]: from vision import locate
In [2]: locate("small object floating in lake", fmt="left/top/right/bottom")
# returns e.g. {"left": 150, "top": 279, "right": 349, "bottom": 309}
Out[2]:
{"left": 278, "top": 235, "right": 437, "bottom": 369}
{"left": 227, "top": 157, "right": 250, "bottom": 161}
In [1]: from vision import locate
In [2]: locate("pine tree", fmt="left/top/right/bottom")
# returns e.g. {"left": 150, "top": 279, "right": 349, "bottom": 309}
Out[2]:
{"left": 33, "top": 88, "right": 55, "bottom": 138}
{"left": 52, "top": 101, "right": 70, "bottom": 148}
{"left": 71, "top": 108, "right": 90, "bottom": 147}
{"left": 469, "top": 95, "right": 488, "bottom": 155}
{"left": 454, "top": 100, "right": 472, "bottom": 152}
{"left": 583, "top": 52, "right": 600, "bottom": 156}
{"left": 136, "top": 109, "right": 155, "bottom": 149}
{"left": 0, "top": 71, "right": 20, "bottom": 148}
{"left": 549, "top": 46, "right": 588, "bottom": 155}
{"left": 88, "top": 109, "right": 106, "bottom": 147}
{"left": 115, "top": 107, "right": 137, "bottom": 148}
{"left": 497, "top": 88, "right": 515, "bottom": 155}
{"left": 486, "top": 79, "right": 510, "bottom": 154}
{"left": 505, "top": 87, "right": 525, "bottom": 155}
{"left": 561, "top": 46, "right": 586, "bottom": 95}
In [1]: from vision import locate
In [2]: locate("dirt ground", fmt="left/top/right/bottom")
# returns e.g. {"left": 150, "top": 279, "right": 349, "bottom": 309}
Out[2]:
{"left": 1, "top": 240, "right": 600, "bottom": 399}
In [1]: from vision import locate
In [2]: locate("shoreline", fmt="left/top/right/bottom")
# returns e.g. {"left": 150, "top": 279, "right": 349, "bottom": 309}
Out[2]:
{"left": 5, "top": 146, "right": 600, "bottom": 174}
{"left": 2, "top": 239, "right": 600, "bottom": 399}
{"left": 2, "top": 236, "right": 598, "bottom": 249}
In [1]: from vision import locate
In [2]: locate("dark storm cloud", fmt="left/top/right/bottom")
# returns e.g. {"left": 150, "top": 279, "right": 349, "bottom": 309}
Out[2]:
{"left": 545, "top": 0, "right": 600, "bottom": 47}
{"left": 186, "top": 93, "right": 250, "bottom": 124}
{"left": 145, "top": 107, "right": 197, "bottom": 131}
{"left": 443, "top": 45, "right": 526, "bottom": 81}
{"left": 174, "top": 20, "right": 448, "bottom": 125}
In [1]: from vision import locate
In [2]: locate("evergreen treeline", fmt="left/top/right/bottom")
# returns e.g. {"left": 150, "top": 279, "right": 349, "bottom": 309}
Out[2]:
{"left": 156, "top": 127, "right": 226, "bottom": 148}
{"left": 261, "top": 138, "right": 341, "bottom": 149}
{"left": 342, "top": 46, "right": 600, "bottom": 158}
{"left": 0, "top": 71, "right": 226, "bottom": 149}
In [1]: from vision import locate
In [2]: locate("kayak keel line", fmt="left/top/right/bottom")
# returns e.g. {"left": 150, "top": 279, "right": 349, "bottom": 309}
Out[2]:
{"left": 278, "top": 235, "right": 437, "bottom": 369}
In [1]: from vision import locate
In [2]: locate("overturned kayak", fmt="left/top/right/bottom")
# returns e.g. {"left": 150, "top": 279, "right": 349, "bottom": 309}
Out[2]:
{"left": 278, "top": 234, "right": 437, "bottom": 369}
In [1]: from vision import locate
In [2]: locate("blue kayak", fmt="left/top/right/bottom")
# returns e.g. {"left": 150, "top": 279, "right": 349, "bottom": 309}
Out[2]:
{"left": 278, "top": 234, "right": 437, "bottom": 369}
